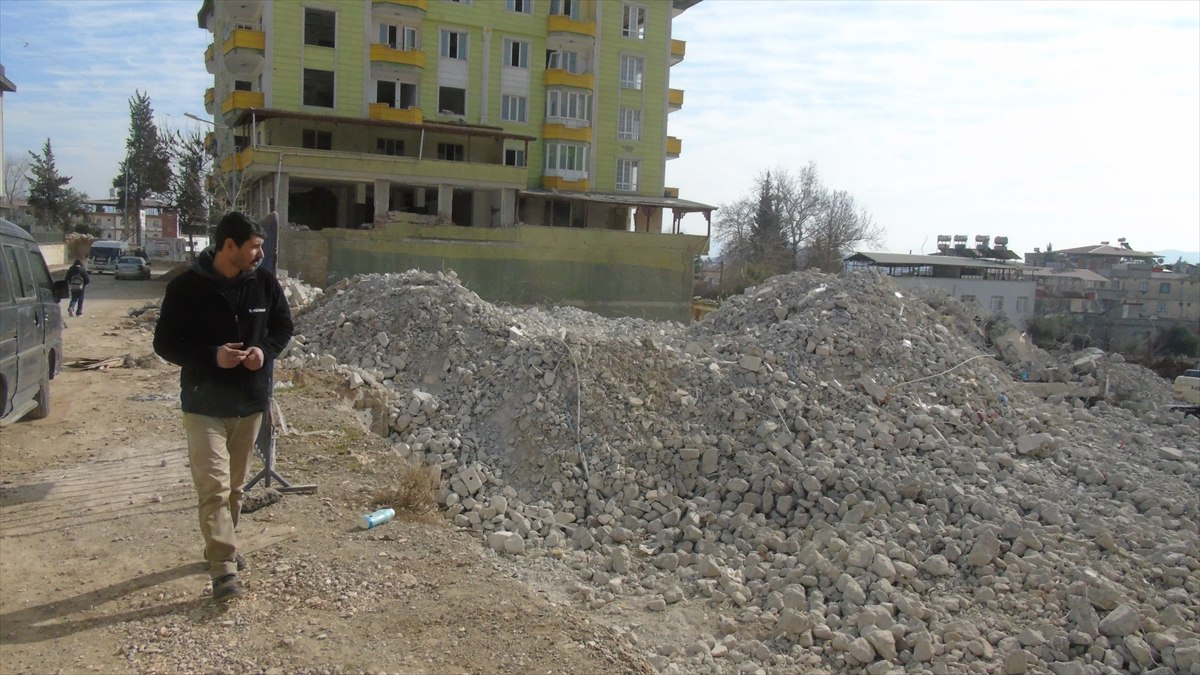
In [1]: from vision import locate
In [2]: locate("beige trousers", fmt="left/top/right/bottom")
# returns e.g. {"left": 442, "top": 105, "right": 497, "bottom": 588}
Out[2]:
{"left": 183, "top": 412, "right": 263, "bottom": 579}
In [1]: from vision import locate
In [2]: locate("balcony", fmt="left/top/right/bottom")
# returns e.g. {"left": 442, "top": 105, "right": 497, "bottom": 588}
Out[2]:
{"left": 369, "top": 103, "right": 424, "bottom": 124}
{"left": 670, "top": 39, "right": 686, "bottom": 66}
{"left": 223, "top": 27, "right": 265, "bottom": 74}
{"left": 232, "top": 146, "right": 528, "bottom": 186}
{"left": 218, "top": 147, "right": 255, "bottom": 173}
{"left": 205, "top": 132, "right": 216, "bottom": 156}
{"left": 544, "top": 69, "right": 593, "bottom": 90}
{"left": 668, "top": 88, "right": 684, "bottom": 112}
{"left": 664, "top": 187, "right": 679, "bottom": 198}
{"left": 666, "top": 136, "right": 681, "bottom": 159}
{"left": 543, "top": 176, "right": 589, "bottom": 191}
{"left": 543, "top": 123, "right": 591, "bottom": 143}
{"left": 204, "top": 87, "right": 216, "bottom": 115}
{"left": 369, "top": 43, "right": 426, "bottom": 69}
{"left": 373, "top": 0, "right": 427, "bottom": 8}
{"left": 225, "top": 0, "right": 263, "bottom": 23}
{"left": 221, "top": 90, "right": 265, "bottom": 115}
{"left": 205, "top": 43, "right": 217, "bottom": 74}
{"left": 547, "top": 14, "right": 596, "bottom": 40}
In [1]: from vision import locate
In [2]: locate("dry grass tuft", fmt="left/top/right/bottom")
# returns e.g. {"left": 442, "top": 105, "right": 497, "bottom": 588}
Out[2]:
{"left": 371, "top": 460, "right": 441, "bottom": 515}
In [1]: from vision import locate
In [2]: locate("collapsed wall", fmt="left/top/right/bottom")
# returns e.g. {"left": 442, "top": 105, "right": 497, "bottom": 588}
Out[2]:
{"left": 285, "top": 268, "right": 1199, "bottom": 674}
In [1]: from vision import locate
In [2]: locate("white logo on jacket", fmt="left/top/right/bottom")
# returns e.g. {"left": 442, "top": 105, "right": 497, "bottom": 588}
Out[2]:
{"left": 249, "top": 307, "right": 267, "bottom": 313}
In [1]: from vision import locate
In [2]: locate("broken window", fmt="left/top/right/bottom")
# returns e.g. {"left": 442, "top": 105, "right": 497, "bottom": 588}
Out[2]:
{"left": 303, "top": 68, "right": 335, "bottom": 107}
{"left": 304, "top": 8, "right": 336, "bottom": 48}
{"left": 377, "top": 80, "right": 396, "bottom": 107}
{"left": 302, "top": 129, "right": 332, "bottom": 150}
{"left": 376, "top": 138, "right": 405, "bottom": 156}
{"left": 437, "top": 143, "right": 465, "bottom": 161}
{"left": 438, "top": 86, "right": 466, "bottom": 115}
{"left": 504, "top": 148, "right": 526, "bottom": 167}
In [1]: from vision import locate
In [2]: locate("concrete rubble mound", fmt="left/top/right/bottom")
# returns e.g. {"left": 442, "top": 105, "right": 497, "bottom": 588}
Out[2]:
{"left": 286, "top": 268, "right": 1199, "bottom": 674}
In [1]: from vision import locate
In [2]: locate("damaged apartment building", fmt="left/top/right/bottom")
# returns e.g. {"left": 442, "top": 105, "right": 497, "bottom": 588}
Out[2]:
{"left": 198, "top": 0, "right": 712, "bottom": 319}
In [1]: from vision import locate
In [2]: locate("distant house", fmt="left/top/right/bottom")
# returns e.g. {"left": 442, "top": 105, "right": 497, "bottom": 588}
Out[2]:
{"left": 83, "top": 198, "right": 179, "bottom": 242}
{"left": 844, "top": 250, "right": 1036, "bottom": 329}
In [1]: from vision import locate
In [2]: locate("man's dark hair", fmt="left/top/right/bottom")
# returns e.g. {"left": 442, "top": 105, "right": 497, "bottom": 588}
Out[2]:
{"left": 213, "top": 212, "right": 265, "bottom": 250}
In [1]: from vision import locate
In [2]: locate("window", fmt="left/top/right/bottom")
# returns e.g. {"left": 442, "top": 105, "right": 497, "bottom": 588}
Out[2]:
{"left": 989, "top": 296, "right": 1004, "bottom": 311}
{"left": 1138, "top": 280, "right": 1149, "bottom": 292}
{"left": 234, "top": 79, "right": 253, "bottom": 92}
{"left": 960, "top": 294, "right": 976, "bottom": 304}
{"left": 303, "top": 69, "right": 335, "bottom": 107}
{"left": 380, "top": 24, "right": 418, "bottom": 50}
{"left": 506, "top": 0, "right": 532, "bottom": 13}
{"left": 546, "top": 89, "right": 591, "bottom": 123}
{"left": 616, "top": 159, "right": 639, "bottom": 191}
{"left": 1159, "top": 282, "right": 1171, "bottom": 294}
{"left": 304, "top": 8, "right": 336, "bottom": 47}
{"left": 377, "top": 80, "right": 396, "bottom": 106}
{"left": 549, "top": 0, "right": 578, "bottom": 19}
{"left": 302, "top": 129, "right": 332, "bottom": 150}
{"left": 438, "top": 86, "right": 466, "bottom": 115}
{"left": 620, "top": 55, "right": 643, "bottom": 89}
{"left": 1015, "top": 296, "right": 1029, "bottom": 312}
{"left": 1156, "top": 302, "right": 1167, "bottom": 314}
{"left": 399, "top": 82, "right": 419, "bottom": 108}
{"left": 617, "top": 107, "right": 641, "bottom": 140}
{"left": 501, "top": 94, "right": 527, "bottom": 123}
{"left": 621, "top": 4, "right": 645, "bottom": 39}
{"left": 441, "top": 30, "right": 468, "bottom": 59}
{"left": 376, "top": 138, "right": 405, "bottom": 156}
{"left": 504, "top": 148, "right": 526, "bottom": 167}
{"left": 378, "top": 80, "right": 419, "bottom": 111}
{"left": 503, "top": 39, "right": 530, "bottom": 68}
{"left": 546, "top": 49, "right": 579, "bottom": 73}
{"left": 545, "top": 142, "right": 588, "bottom": 173}
{"left": 437, "top": 143, "right": 465, "bottom": 161}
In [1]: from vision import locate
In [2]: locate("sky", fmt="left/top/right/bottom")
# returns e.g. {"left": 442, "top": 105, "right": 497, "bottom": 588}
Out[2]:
{"left": 1, "top": 0, "right": 1197, "bottom": 257}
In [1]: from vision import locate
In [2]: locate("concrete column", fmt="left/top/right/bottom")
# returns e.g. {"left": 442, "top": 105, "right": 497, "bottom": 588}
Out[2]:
{"left": 275, "top": 172, "right": 290, "bottom": 227}
{"left": 415, "top": 188, "right": 426, "bottom": 209}
{"left": 500, "top": 188, "right": 516, "bottom": 227}
{"left": 437, "top": 185, "right": 453, "bottom": 218}
{"left": 374, "top": 179, "right": 392, "bottom": 222}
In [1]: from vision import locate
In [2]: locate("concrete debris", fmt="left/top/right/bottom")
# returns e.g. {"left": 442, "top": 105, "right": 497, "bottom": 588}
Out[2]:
{"left": 285, "top": 268, "right": 1200, "bottom": 674}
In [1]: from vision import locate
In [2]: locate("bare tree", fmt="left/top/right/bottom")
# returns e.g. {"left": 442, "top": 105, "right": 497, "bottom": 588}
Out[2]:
{"left": 4, "top": 153, "right": 30, "bottom": 203}
{"left": 802, "top": 189, "right": 883, "bottom": 272}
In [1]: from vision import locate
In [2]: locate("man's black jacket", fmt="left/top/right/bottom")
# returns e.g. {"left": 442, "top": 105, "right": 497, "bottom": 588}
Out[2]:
{"left": 153, "top": 248, "right": 293, "bottom": 417}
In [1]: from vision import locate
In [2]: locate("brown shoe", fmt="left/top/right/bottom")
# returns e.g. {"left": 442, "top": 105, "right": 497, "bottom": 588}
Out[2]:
{"left": 212, "top": 574, "right": 244, "bottom": 602}
{"left": 200, "top": 552, "right": 247, "bottom": 571}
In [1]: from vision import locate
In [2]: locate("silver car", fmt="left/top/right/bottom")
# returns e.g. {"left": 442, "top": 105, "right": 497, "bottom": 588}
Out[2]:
{"left": 114, "top": 256, "right": 151, "bottom": 280}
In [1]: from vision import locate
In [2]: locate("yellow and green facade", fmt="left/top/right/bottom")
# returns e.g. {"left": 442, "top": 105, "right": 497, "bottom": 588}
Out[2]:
{"left": 198, "top": 0, "right": 711, "bottom": 320}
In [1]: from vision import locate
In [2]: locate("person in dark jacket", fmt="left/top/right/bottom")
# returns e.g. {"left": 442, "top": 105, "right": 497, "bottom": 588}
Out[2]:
{"left": 153, "top": 212, "right": 293, "bottom": 602}
{"left": 65, "top": 259, "right": 90, "bottom": 317}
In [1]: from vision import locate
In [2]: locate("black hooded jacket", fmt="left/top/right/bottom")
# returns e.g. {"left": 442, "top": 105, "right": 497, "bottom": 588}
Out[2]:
{"left": 153, "top": 248, "right": 293, "bottom": 417}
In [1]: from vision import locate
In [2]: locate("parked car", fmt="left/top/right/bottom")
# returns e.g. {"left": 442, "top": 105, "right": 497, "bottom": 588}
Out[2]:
{"left": 1, "top": 217, "right": 68, "bottom": 425}
{"left": 114, "top": 256, "right": 151, "bottom": 280}
{"left": 89, "top": 240, "right": 130, "bottom": 274}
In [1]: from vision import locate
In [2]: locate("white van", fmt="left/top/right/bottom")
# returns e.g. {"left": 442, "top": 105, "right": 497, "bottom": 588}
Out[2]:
{"left": 89, "top": 239, "right": 130, "bottom": 274}
{"left": 1, "top": 218, "right": 68, "bottom": 424}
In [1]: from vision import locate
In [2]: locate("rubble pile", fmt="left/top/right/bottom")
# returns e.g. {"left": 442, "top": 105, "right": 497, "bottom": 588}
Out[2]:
{"left": 286, "top": 269, "right": 1199, "bottom": 674}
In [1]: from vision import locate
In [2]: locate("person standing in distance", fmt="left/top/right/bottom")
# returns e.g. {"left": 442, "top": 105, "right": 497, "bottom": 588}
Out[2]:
{"left": 153, "top": 212, "right": 293, "bottom": 601}
{"left": 65, "top": 258, "right": 90, "bottom": 317}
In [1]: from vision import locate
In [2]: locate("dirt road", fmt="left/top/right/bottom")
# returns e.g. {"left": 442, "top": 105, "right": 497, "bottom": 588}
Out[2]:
{"left": 0, "top": 267, "right": 649, "bottom": 674}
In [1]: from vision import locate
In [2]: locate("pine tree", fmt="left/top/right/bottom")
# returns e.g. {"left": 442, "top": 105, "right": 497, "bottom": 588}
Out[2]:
{"left": 27, "top": 139, "right": 87, "bottom": 233}
{"left": 113, "top": 91, "right": 173, "bottom": 246}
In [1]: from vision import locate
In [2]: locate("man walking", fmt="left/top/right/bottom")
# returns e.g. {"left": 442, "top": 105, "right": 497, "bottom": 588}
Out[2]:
{"left": 65, "top": 259, "right": 89, "bottom": 317}
{"left": 153, "top": 212, "right": 293, "bottom": 601}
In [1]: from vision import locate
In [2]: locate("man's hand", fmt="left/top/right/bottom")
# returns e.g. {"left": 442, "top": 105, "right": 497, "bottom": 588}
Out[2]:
{"left": 216, "top": 342, "right": 249, "bottom": 369}
{"left": 243, "top": 346, "right": 266, "bottom": 371}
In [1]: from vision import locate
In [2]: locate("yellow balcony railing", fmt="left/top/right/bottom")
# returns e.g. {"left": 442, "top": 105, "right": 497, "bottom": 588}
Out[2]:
{"left": 369, "top": 43, "right": 426, "bottom": 68}
{"left": 542, "top": 123, "right": 591, "bottom": 143}
{"left": 218, "top": 147, "right": 254, "bottom": 173}
{"left": 666, "top": 136, "right": 682, "bottom": 158}
{"left": 670, "top": 39, "right": 686, "bottom": 65}
{"left": 664, "top": 187, "right": 679, "bottom": 198}
{"left": 222, "top": 28, "right": 265, "bottom": 55}
{"left": 369, "top": 103, "right": 424, "bottom": 124}
{"left": 543, "top": 176, "right": 589, "bottom": 192}
{"left": 221, "top": 90, "right": 264, "bottom": 115}
{"left": 547, "top": 14, "right": 596, "bottom": 38}
{"left": 373, "top": 0, "right": 427, "bottom": 10}
{"left": 544, "top": 69, "right": 594, "bottom": 90}
{"left": 668, "top": 88, "right": 684, "bottom": 110}
{"left": 205, "top": 43, "right": 216, "bottom": 73}
{"left": 204, "top": 87, "right": 216, "bottom": 114}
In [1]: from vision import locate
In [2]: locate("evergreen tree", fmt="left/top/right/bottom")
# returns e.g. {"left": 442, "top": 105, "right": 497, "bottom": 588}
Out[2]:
{"left": 113, "top": 91, "right": 173, "bottom": 246}
{"left": 748, "top": 172, "right": 791, "bottom": 277}
{"left": 27, "top": 139, "right": 88, "bottom": 233}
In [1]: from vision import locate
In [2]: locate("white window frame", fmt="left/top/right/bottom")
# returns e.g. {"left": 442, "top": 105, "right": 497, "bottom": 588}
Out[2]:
{"left": 616, "top": 158, "right": 639, "bottom": 191}
{"left": 989, "top": 296, "right": 1004, "bottom": 311}
{"left": 501, "top": 94, "right": 528, "bottom": 123}
{"left": 617, "top": 107, "right": 641, "bottom": 140}
{"left": 503, "top": 38, "right": 530, "bottom": 69}
{"left": 620, "top": 55, "right": 643, "bottom": 90}
{"left": 1015, "top": 296, "right": 1029, "bottom": 312}
{"left": 504, "top": 147, "right": 527, "bottom": 167}
{"left": 379, "top": 24, "right": 418, "bottom": 50}
{"left": 441, "top": 30, "right": 468, "bottom": 59}
{"left": 545, "top": 142, "right": 588, "bottom": 176}
{"left": 546, "top": 49, "right": 580, "bottom": 73}
{"left": 546, "top": 89, "right": 591, "bottom": 125}
{"left": 506, "top": 0, "right": 533, "bottom": 14}
{"left": 549, "top": 0, "right": 578, "bottom": 19}
{"left": 1156, "top": 302, "right": 1167, "bottom": 313}
{"left": 621, "top": 4, "right": 646, "bottom": 39}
